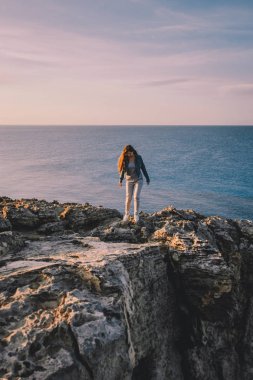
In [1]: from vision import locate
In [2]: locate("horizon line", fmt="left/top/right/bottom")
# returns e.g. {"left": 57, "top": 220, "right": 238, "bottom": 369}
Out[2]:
{"left": 0, "top": 124, "right": 252, "bottom": 127}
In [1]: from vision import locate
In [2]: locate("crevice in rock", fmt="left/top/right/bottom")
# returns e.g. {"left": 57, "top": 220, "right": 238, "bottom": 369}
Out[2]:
{"left": 131, "top": 355, "right": 155, "bottom": 380}
{"left": 235, "top": 248, "right": 253, "bottom": 377}
{"left": 67, "top": 323, "right": 94, "bottom": 380}
{"left": 45, "top": 364, "right": 82, "bottom": 380}
{"left": 165, "top": 252, "right": 196, "bottom": 379}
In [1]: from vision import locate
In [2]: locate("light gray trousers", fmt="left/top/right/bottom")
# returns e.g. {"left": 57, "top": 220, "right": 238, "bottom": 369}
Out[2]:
{"left": 125, "top": 179, "right": 143, "bottom": 215}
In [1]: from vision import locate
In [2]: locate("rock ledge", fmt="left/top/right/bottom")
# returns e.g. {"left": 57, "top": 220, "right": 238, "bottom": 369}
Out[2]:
{"left": 0, "top": 197, "right": 252, "bottom": 380}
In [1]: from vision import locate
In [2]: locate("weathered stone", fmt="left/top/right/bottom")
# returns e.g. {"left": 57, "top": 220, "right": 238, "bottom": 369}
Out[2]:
{"left": 0, "top": 238, "right": 182, "bottom": 379}
{"left": 0, "top": 198, "right": 121, "bottom": 234}
{"left": 2, "top": 205, "right": 40, "bottom": 229}
{"left": 237, "top": 219, "right": 253, "bottom": 239}
{"left": 61, "top": 205, "right": 121, "bottom": 231}
{"left": 90, "top": 220, "right": 149, "bottom": 243}
{"left": 37, "top": 221, "right": 67, "bottom": 234}
{"left": 0, "top": 231, "right": 25, "bottom": 258}
{"left": 0, "top": 216, "right": 12, "bottom": 232}
{"left": 0, "top": 197, "right": 252, "bottom": 380}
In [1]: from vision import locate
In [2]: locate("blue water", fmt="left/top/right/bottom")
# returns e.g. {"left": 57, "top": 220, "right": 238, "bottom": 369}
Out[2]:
{"left": 0, "top": 126, "right": 252, "bottom": 220}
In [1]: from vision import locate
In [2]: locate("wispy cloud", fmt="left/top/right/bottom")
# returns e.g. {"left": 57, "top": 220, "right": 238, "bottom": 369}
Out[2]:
{"left": 0, "top": 1, "right": 253, "bottom": 124}
{"left": 140, "top": 77, "right": 191, "bottom": 87}
{"left": 0, "top": 21, "right": 129, "bottom": 78}
{"left": 222, "top": 83, "right": 253, "bottom": 96}
{"left": 124, "top": 5, "right": 253, "bottom": 45}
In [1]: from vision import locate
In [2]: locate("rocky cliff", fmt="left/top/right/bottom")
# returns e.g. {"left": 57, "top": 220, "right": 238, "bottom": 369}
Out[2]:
{"left": 0, "top": 197, "right": 252, "bottom": 380}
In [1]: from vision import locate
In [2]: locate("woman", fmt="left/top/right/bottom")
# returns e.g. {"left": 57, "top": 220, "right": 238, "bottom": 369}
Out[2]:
{"left": 118, "top": 145, "right": 150, "bottom": 223}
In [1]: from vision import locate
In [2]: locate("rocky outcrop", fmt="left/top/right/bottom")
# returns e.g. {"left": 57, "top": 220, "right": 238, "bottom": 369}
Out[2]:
{"left": 0, "top": 197, "right": 253, "bottom": 380}
{"left": 0, "top": 197, "right": 121, "bottom": 232}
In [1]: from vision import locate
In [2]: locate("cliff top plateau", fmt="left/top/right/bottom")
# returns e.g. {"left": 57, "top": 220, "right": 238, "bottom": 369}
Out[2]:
{"left": 0, "top": 197, "right": 253, "bottom": 380}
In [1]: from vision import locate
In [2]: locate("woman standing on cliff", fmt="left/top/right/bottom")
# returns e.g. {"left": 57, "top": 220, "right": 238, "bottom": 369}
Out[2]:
{"left": 118, "top": 145, "right": 150, "bottom": 223}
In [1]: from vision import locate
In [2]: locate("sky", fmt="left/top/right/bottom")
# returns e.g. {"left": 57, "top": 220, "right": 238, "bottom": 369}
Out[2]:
{"left": 0, "top": 0, "right": 253, "bottom": 125}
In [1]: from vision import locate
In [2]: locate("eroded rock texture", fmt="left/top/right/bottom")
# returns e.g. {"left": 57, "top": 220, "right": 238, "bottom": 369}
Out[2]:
{"left": 0, "top": 197, "right": 253, "bottom": 380}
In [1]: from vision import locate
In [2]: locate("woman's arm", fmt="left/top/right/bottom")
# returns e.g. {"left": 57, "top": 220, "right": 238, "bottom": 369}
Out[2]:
{"left": 119, "top": 168, "right": 125, "bottom": 184}
{"left": 140, "top": 157, "right": 150, "bottom": 183}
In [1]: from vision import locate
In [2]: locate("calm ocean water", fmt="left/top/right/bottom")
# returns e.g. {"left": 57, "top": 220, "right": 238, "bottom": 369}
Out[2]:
{"left": 0, "top": 126, "right": 252, "bottom": 220}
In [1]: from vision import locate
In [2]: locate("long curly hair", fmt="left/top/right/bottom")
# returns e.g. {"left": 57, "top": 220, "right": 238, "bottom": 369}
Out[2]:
{"left": 117, "top": 145, "right": 138, "bottom": 173}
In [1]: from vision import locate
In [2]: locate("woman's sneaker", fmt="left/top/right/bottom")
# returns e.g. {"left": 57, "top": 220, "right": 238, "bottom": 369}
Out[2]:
{"left": 123, "top": 214, "right": 129, "bottom": 222}
{"left": 134, "top": 213, "right": 139, "bottom": 223}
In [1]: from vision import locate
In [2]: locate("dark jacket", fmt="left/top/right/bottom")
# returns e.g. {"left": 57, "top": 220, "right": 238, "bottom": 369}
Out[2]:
{"left": 119, "top": 154, "right": 150, "bottom": 183}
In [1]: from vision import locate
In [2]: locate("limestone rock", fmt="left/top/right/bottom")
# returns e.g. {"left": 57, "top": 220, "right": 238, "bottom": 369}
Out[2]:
{"left": 237, "top": 219, "right": 253, "bottom": 239}
{"left": 0, "top": 231, "right": 25, "bottom": 258}
{"left": 0, "top": 217, "right": 12, "bottom": 232}
{"left": 0, "top": 238, "right": 182, "bottom": 379}
{"left": 90, "top": 220, "right": 149, "bottom": 243}
{"left": 60, "top": 204, "right": 121, "bottom": 231}
{"left": 0, "top": 197, "right": 252, "bottom": 379}
{"left": 2, "top": 205, "right": 40, "bottom": 229}
{"left": 0, "top": 198, "right": 121, "bottom": 234}
{"left": 37, "top": 221, "right": 68, "bottom": 234}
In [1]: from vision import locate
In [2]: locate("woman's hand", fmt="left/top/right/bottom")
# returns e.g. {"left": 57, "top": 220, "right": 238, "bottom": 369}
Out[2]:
{"left": 118, "top": 182, "right": 123, "bottom": 187}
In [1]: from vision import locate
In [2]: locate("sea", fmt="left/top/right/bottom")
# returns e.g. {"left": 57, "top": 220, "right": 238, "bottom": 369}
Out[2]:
{"left": 0, "top": 126, "right": 252, "bottom": 220}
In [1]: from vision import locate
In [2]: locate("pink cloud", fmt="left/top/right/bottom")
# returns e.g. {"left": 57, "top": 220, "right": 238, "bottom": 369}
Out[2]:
{"left": 0, "top": 8, "right": 253, "bottom": 125}
{"left": 222, "top": 83, "right": 253, "bottom": 96}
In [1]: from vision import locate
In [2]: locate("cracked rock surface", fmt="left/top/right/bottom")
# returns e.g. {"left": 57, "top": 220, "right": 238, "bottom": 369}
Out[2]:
{"left": 0, "top": 197, "right": 253, "bottom": 380}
